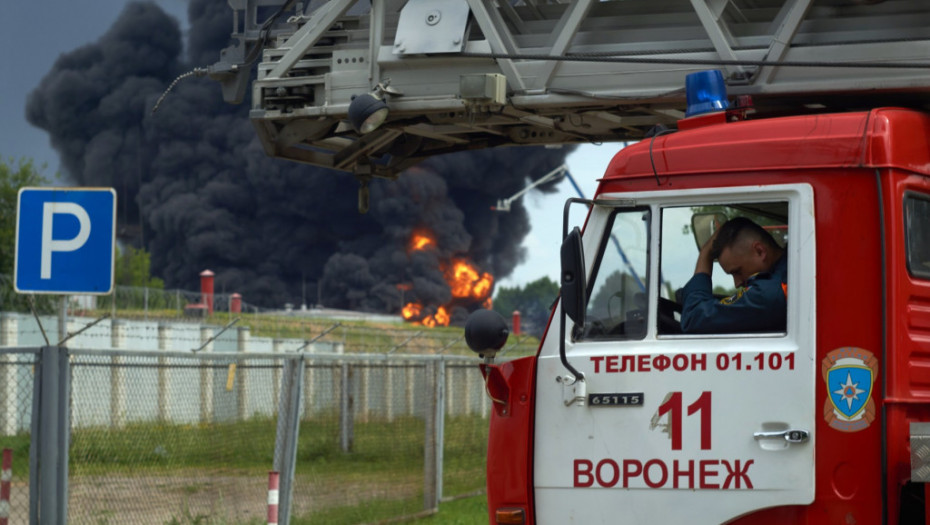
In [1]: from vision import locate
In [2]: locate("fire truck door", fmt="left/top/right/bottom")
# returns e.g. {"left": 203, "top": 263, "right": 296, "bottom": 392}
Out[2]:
{"left": 533, "top": 185, "right": 816, "bottom": 524}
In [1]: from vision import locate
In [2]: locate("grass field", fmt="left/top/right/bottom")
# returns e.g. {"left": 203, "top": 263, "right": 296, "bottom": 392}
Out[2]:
{"left": 420, "top": 495, "right": 489, "bottom": 524}
{"left": 51, "top": 414, "right": 488, "bottom": 523}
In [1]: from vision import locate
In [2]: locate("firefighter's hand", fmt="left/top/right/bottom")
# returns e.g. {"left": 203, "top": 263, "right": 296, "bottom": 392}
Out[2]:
{"left": 694, "top": 229, "right": 720, "bottom": 275}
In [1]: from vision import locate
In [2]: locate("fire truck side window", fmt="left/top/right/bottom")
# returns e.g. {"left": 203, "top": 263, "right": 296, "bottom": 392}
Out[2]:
{"left": 659, "top": 202, "right": 789, "bottom": 335}
{"left": 580, "top": 208, "right": 650, "bottom": 340}
{"left": 904, "top": 193, "right": 930, "bottom": 279}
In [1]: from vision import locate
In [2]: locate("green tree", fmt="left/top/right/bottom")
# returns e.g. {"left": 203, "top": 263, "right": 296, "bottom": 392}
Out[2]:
{"left": 0, "top": 158, "right": 53, "bottom": 312}
{"left": 493, "top": 276, "right": 559, "bottom": 336}
{"left": 0, "top": 158, "right": 49, "bottom": 274}
{"left": 98, "top": 245, "right": 166, "bottom": 311}
{"left": 115, "top": 245, "right": 164, "bottom": 288}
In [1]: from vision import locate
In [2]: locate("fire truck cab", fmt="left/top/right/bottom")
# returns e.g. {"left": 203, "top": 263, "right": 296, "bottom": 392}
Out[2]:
{"left": 467, "top": 77, "right": 930, "bottom": 524}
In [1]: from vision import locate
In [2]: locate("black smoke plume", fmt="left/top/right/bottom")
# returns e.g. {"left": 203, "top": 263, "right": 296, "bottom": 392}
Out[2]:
{"left": 26, "top": 0, "right": 572, "bottom": 315}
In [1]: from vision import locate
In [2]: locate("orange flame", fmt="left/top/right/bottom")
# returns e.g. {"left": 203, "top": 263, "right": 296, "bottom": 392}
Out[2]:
{"left": 401, "top": 230, "right": 495, "bottom": 328}
{"left": 403, "top": 303, "right": 451, "bottom": 327}
{"left": 447, "top": 260, "right": 494, "bottom": 300}
{"left": 420, "top": 306, "right": 450, "bottom": 327}
{"left": 409, "top": 230, "right": 435, "bottom": 253}
{"left": 401, "top": 302, "right": 422, "bottom": 321}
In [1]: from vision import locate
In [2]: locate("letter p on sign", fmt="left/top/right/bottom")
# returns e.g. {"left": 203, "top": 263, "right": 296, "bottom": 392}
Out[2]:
{"left": 41, "top": 202, "right": 92, "bottom": 279}
{"left": 15, "top": 188, "right": 117, "bottom": 294}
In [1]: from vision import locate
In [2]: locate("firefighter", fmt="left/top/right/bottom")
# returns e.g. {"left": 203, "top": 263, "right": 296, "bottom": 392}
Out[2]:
{"left": 679, "top": 217, "right": 787, "bottom": 333}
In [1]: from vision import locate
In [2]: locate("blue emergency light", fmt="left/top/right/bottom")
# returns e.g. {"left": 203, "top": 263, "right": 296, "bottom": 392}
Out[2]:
{"left": 685, "top": 70, "right": 730, "bottom": 117}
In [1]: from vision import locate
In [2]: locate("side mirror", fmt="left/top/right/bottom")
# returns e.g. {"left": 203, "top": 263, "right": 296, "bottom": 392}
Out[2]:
{"left": 465, "top": 309, "right": 509, "bottom": 359}
{"left": 560, "top": 226, "right": 586, "bottom": 327}
{"left": 691, "top": 212, "right": 727, "bottom": 249}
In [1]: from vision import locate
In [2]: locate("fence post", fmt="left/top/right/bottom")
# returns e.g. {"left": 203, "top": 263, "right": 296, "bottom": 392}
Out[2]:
{"left": 385, "top": 358, "right": 394, "bottom": 423}
{"left": 237, "top": 326, "right": 250, "bottom": 421}
{"left": 157, "top": 324, "right": 171, "bottom": 422}
{"left": 35, "top": 346, "right": 70, "bottom": 524}
{"left": 199, "top": 327, "right": 215, "bottom": 423}
{"left": 110, "top": 319, "right": 126, "bottom": 428}
{"left": 272, "top": 339, "right": 283, "bottom": 413}
{"left": 273, "top": 356, "right": 304, "bottom": 525}
{"left": 0, "top": 314, "right": 17, "bottom": 346}
{"left": 1, "top": 448, "right": 10, "bottom": 525}
{"left": 339, "top": 362, "right": 354, "bottom": 452}
{"left": 423, "top": 360, "right": 435, "bottom": 511}
{"left": 405, "top": 361, "right": 415, "bottom": 416}
{"left": 28, "top": 348, "right": 39, "bottom": 524}
{"left": 359, "top": 363, "right": 369, "bottom": 423}
{"left": 0, "top": 314, "right": 19, "bottom": 436}
{"left": 444, "top": 363, "right": 453, "bottom": 418}
{"left": 464, "top": 365, "right": 473, "bottom": 416}
{"left": 303, "top": 356, "right": 314, "bottom": 419}
{"left": 436, "top": 358, "right": 446, "bottom": 502}
{"left": 57, "top": 297, "right": 67, "bottom": 346}
{"left": 267, "top": 471, "right": 280, "bottom": 525}
{"left": 423, "top": 359, "right": 444, "bottom": 511}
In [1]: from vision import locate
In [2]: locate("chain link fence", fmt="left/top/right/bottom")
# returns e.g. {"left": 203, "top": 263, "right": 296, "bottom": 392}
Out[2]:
{"left": 286, "top": 358, "right": 488, "bottom": 524}
{"left": 67, "top": 350, "right": 283, "bottom": 524}
{"left": 0, "top": 349, "right": 36, "bottom": 525}
{"left": 0, "top": 344, "right": 493, "bottom": 524}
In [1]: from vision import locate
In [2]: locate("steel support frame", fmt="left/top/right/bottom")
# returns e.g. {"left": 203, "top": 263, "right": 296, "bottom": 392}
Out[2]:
{"left": 464, "top": 0, "right": 527, "bottom": 91}
{"left": 264, "top": 0, "right": 356, "bottom": 80}
{"left": 531, "top": 0, "right": 595, "bottom": 90}
{"left": 689, "top": 0, "right": 748, "bottom": 79}
{"left": 755, "top": 0, "right": 814, "bottom": 85}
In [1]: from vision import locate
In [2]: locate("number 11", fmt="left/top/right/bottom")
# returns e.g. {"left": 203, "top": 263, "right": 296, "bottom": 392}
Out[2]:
{"left": 657, "top": 391, "right": 712, "bottom": 450}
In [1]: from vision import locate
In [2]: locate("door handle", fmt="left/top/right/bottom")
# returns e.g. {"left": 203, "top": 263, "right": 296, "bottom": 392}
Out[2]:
{"left": 753, "top": 429, "right": 810, "bottom": 443}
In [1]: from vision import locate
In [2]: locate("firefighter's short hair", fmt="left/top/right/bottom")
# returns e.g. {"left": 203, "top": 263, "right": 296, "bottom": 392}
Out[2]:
{"left": 710, "top": 217, "right": 779, "bottom": 259}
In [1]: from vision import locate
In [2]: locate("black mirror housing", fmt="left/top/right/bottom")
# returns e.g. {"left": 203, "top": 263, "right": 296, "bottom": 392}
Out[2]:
{"left": 560, "top": 226, "right": 586, "bottom": 328}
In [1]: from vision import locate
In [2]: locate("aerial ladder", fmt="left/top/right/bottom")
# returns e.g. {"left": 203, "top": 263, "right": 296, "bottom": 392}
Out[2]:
{"left": 206, "top": 0, "right": 930, "bottom": 199}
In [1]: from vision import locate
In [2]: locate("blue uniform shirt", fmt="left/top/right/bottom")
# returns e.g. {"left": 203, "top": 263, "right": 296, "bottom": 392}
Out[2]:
{"left": 680, "top": 254, "right": 788, "bottom": 334}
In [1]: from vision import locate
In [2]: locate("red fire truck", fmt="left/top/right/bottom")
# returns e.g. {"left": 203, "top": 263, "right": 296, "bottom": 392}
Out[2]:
{"left": 465, "top": 74, "right": 930, "bottom": 523}
{"left": 208, "top": 1, "right": 930, "bottom": 522}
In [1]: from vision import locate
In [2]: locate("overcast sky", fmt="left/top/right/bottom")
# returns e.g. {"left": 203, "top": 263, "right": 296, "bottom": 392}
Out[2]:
{"left": 0, "top": 0, "right": 624, "bottom": 290}
{"left": 0, "top": 0, "right": 189, "bottom": 173}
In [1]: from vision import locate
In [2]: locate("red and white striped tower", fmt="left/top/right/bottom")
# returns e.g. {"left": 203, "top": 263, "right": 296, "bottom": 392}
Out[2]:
{"left": 267, "top": 471, "right": 280, "bottom": 525}
{"left": 0, "top": 449, "right": 12, "bottom": 525}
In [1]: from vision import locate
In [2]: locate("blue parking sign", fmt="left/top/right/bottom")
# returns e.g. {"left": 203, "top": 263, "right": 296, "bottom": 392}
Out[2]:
{"left": 14, "top": 188, "right": 117, "bottom": 294}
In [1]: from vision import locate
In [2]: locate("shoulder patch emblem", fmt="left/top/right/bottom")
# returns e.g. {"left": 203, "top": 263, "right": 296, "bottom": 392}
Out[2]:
{"left": 719, "top": 287, "right": 746, "bottom": 305}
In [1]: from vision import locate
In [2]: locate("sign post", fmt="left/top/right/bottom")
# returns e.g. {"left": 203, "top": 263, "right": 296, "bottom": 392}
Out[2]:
{"left": 14, "top": 187, "right": 116, "bottom": 525}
